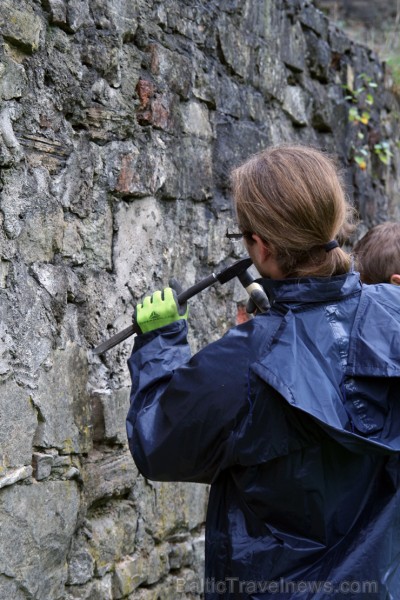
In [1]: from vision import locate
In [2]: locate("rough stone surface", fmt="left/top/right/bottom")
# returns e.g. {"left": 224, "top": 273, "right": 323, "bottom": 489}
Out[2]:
{"left": 32, "top": 452, "right": 54, "bottom": 480}
{"left": 0, "top": 0, "right": 399, "bottom": 598}
{"left": 0, "top": 480, "right": 80, "bottom": 598}
{"left": 0, "top": 0, "right": 43, "bottom": 53}
{"left": 0, "top": 465, "right": 33, "bottom": 489}
{"left": 0, "top": 380, "right": 37, "bottom": 468}
{"left": 33, "top": 342, "right": 92, "bottom": 453}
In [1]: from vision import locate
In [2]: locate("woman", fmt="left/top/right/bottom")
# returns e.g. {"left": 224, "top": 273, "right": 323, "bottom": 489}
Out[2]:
{"left": 127, "top": 146, "right": 400, "bottom": 599}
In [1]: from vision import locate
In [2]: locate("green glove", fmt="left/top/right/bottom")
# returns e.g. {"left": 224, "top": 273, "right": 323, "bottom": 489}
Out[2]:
{"left": 134, "top": 287, "right": 188, "bottom": 334}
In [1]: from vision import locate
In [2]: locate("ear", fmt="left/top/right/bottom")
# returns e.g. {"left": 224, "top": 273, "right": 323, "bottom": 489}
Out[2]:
{"left": 390, "top": 274, "right": 400, "bottom": 286}
{"left": 252, "top": 234, "right": 272, "bottom": 262}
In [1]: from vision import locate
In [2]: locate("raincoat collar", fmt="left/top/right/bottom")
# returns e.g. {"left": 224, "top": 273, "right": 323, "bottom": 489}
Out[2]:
{"left": 259, "top": 271, "right": 362, "bottom": 305}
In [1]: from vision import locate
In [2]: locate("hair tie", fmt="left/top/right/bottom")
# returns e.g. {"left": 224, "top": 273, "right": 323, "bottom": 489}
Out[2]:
{"left": 324, "top": 240, "right": 339, "bottom": 252}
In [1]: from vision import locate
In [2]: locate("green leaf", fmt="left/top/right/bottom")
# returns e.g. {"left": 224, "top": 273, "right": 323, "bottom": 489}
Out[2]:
{"left": 366, "top": 94, "right": 374, "bottom": 105}
{"left": 349, "top": 107, "right": 359, "bottom": 121}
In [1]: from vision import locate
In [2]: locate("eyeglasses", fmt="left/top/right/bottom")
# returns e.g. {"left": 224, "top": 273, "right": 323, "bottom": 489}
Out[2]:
{"left": 225, "top": 229, "right": 253, "bottom": 241}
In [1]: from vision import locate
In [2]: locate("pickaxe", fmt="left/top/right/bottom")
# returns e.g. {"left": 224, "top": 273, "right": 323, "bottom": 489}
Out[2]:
{"left": 92, "top": 256, "right": 270, "bottom": 355}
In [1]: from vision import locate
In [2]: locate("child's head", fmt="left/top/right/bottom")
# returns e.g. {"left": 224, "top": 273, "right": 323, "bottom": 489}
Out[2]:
{"left": 231, "top": 145, "right": 354, "bottom": 278}
{"left": 353, "top": 222, "right": 400, "bottom": 285}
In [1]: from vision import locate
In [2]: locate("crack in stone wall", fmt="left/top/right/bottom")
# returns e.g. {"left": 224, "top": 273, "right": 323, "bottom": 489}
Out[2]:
{"left": 0, "top": 0, "right": 399, "bottom": 598}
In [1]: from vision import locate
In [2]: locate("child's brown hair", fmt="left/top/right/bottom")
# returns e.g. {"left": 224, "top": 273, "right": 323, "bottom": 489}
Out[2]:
{"left": 353, "top": 222, "right": 400, "bottom": 284}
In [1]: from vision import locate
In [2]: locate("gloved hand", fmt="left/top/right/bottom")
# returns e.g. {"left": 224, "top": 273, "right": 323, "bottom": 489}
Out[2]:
{"left": 134, "top": 286, "right": 188, "bottom": 334}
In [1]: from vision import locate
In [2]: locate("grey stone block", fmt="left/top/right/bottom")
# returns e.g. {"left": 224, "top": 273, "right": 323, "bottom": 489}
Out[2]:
{"left": 0, "top": 465, "right": 32, "bottom": 488}
{"left": 283, "top": 85, "right": 311, "bottom": 126}
{"left": 33, "top": 342, "right": 92, "bottom": 454}
{"left": 32, "top": 452, "right": 53, "bottom": 480}
{"left": 90, "top": 387, "right": 129, "bottom": 445}
{"left": 0, "top": 53, "right": 27, "bottom": 101}
{"left": 112, "top": 554, "right": 148, "bottom": 598}
{"left": 0, "top": 379, "right": 37, "bottom": 468}
{"left": 0, "top": 480, "right": 80, "bottom": 598}
{"left": 81, "top": 450, "right": 137, "bottom": 507}
{"left": 68, "top": 548, "right": 95, "bottom": 585}
{"left": 0, "top": 1, "right": 43, "bottom": 53}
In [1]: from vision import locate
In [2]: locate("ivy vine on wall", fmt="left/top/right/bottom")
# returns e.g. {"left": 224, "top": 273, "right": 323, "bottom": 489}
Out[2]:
{"left": 344, "top": 73, "right": 394, "bottom": 170}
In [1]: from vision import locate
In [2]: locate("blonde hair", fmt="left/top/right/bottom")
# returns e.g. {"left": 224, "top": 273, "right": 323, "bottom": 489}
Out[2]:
{"left": 231, "top": 145, "right": 355, "bottom": 278}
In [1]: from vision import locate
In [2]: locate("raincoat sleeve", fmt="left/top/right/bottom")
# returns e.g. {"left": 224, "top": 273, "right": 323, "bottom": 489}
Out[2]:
{"left": 126, "top": 319, "right": 257, "bottom": 484}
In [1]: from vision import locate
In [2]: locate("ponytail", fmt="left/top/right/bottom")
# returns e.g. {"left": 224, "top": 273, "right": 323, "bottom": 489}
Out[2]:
{"left": 232, "top": 145, "right": 356, "bottom": 278}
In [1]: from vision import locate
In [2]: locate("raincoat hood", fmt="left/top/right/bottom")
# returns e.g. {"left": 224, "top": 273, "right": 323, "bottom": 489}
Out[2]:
{"left": 254, "top": 272, "right": 400, "bottom": 455}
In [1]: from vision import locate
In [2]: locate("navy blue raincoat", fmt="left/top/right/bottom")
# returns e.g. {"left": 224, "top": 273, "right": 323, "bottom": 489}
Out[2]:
{"left": 127, "top": 272, "right": 400, "bottom": 599}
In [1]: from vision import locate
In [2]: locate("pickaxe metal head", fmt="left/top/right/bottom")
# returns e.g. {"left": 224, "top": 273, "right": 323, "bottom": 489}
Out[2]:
{"left": 216, "top": 256, "right": 253, "bottom": 284}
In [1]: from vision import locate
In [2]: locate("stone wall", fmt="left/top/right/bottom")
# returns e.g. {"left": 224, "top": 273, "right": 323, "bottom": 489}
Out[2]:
{"left": 317, "top": 0, "right": 399, "bottom": 26}
{"left": 0, "top": 1, "right": 399, "bottom": 599}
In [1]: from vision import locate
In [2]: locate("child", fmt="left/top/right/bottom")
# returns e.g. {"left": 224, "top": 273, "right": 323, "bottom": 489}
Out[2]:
{"left": 353, "top": 221, "right": 400, "bottom": 284}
